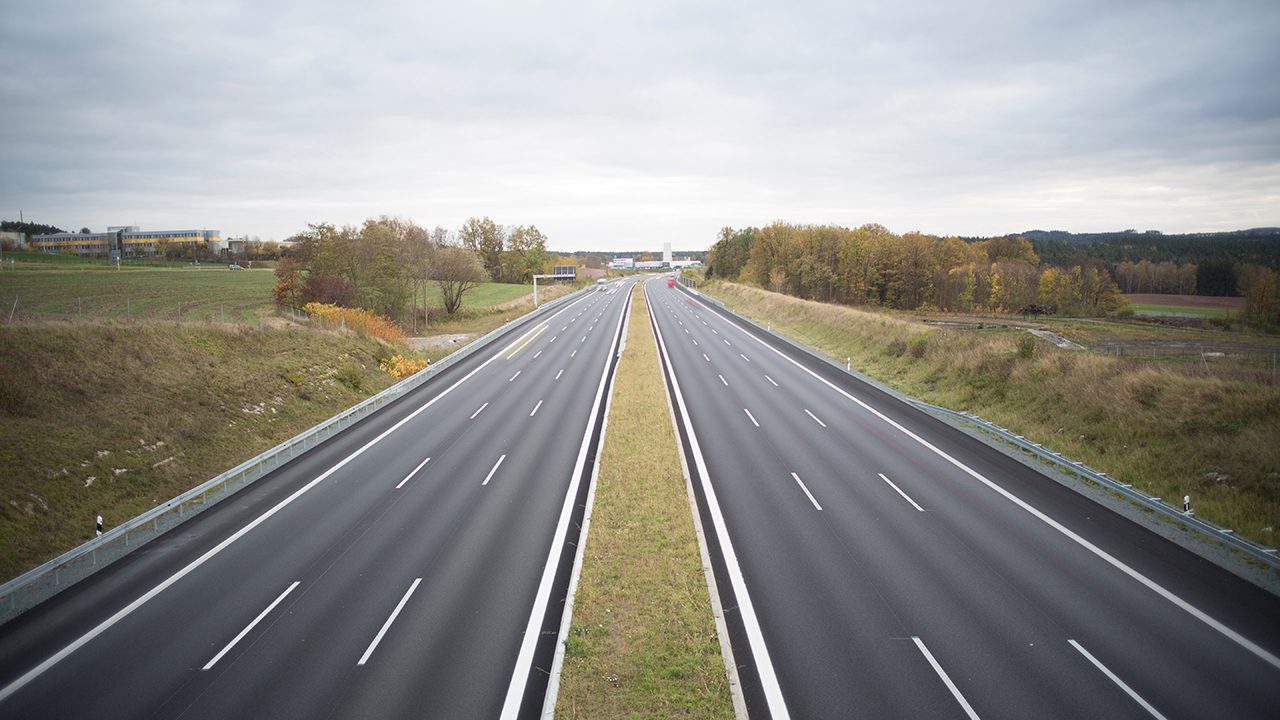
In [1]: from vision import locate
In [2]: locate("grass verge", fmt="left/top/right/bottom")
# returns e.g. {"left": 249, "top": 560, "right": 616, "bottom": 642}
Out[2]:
{"left": 0, "top": 322, "right": 399, "bottom": 580}
{"left": 703, "top": 281, "right": 1279, "bottom": 557}
{"left": 555, "top": 285, "right": 734, "bottom": 719}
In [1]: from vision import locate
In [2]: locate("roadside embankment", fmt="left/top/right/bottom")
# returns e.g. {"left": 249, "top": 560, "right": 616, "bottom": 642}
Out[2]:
{"left": 0, "top": 322, "right": 399, "bottom": 580}
{"left": 702, "top": 281, "right": 1279, "bottom": 555}
{"left": 556, "top": 284, "right": 734, "bottom": 719}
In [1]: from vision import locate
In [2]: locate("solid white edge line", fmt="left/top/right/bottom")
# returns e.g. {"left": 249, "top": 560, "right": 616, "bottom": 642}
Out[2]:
{"left": 743, "top": 408, "right": 760, "bottom": 427}
{"left": 482, "top": 454, "right": 507, "bottom": 486}
{"left": 500, "top": 281, "right": 634, "bottom": 719}
{"left": 202, "top": 581, "right": 300, "bottom": 670}
{"left": 877, "top": 472, "right": 925, "bottom": 512}
{"left": 357, "top": 578, "right": 423, "bottom": 666}
{"left": 650, "top": 288, "right": 788, "bottom": 712}
{"left": 396, "top": 457, "right": 431, "bottom": 489}
{"left": 651, "top": 287, "right": 790, "bottom": 718}
{"left": 790, "top": 472, "right": 823, "bottom": 511}
{"left": 540, "top": 282, "right": 634, "bottom": 718}
{"left": 1068, "top": 639, "right": 1169, "bottom": 720}
{"left": 530, "top": 400, "right": 543, "bottom": 417}
{"left": 0, "top": 291, "right": 598, "bottom": 705}
{"left": 803, "top": 409, "right": 826, "bottom": 428}
{"left": 913, "top": 636, "right": 980, "bottom": 719}
{"left": 470, "top": 401, "right": 489, "bottom": 419}
{"left": 691, "top": 289, "right": 1280, "bottom": 672}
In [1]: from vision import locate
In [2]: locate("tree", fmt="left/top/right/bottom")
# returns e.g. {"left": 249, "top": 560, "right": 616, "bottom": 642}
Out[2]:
{"left": 1197, "top": 262, "right": 1238, "bottom": 296}
{"left": 434, "top": 245, "right": 488, "bottom": 314}
{"left": 272, "top": 258, "right": 305, "bottom": 309}
{"left": 1238, "top": 264, "right": 1279, "bottom": 324}
{"left": 459, "top": 217, "right": 504, "bottom": 280}
{"left": 506, "top": 225, "right": 550, "bottom": 283}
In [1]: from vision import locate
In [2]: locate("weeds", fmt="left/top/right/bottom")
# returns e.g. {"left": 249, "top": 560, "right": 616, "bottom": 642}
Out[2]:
{"left": 704, "top": 281, "right": 1280, "bottom": 548}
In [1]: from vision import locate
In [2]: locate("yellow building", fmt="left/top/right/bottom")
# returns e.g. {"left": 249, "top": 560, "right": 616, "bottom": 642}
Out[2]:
{"left": 30, "top": 226, "right": 221, "bottom": 257}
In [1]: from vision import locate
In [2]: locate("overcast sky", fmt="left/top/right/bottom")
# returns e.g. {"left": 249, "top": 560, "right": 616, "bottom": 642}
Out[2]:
{"left": 2, "top": 0, "right": 1277, "bottom": 251}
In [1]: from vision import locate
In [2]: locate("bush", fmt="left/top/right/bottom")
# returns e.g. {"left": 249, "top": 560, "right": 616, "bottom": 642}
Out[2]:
{"left": 379, "top": 354, "right": 428, "bottom": 380}
{"left": 303, "top": 302, "right": 406, "bottom": 342}
{"left": 909, "top": 335, "right": 928, "bottom": 359}
{"left": 1017, "top": 334, "right": 1036, "bottom": 360}
{"left": 335, "top": 364, "right": 365, "bottom": 391}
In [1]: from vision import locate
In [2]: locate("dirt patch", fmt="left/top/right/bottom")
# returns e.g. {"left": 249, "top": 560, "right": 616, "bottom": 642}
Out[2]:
{"left": 1125, "top": 294, "right": 1244, "bottom": 310}
{"left": 407, "top": 333, "right": 475, "bottom": 350}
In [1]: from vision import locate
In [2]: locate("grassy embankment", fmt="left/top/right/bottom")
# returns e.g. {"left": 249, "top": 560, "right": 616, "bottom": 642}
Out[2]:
{"left": 0, "top": 261, "right": 572, "bottom": 580}
{"left": 556, "top": 285, "right": 734, "bottom": 719}
{"left": 0, "top": 323, "right": 399, "bottom": 580}
{"left": 703, "top": 281, "right": 1279, "bottom": 556}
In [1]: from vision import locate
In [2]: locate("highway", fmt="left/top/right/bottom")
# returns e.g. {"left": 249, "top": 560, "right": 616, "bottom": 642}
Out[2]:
{"left": 0, "top": 280, "right": 635, "bottom": 719}
{"left": 646, "top": 278, "right": 1280, "bottom": 719}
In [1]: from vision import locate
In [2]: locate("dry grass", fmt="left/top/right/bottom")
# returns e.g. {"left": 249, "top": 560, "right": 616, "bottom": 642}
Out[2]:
{"left": 556, "top": 285, "right": 734, "bottom": 719}
{"left": 707, "top": 281, "right": 1280, "bottom": 551}
{"left": 0, "top": 322, "right": 398, "bottom": 580}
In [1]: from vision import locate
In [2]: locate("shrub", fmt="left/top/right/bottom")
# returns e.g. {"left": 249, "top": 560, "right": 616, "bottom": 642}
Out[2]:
{"left": 1017, "top": 334, "right": 1036, "bottom": 360}
{"left": 887, "top": 338, "right": 908, "bottom": 356}
{"left": 303, "top": 303, "right": 406, "bottom": 343}
{"left": 379, "top": 354, "right": 428, "bottom": 380}
{"left": 909, "top": 335, "right": 929, "bottom": 359}
{"left": 335, "top": 364, "right": 365, "bottom": 391}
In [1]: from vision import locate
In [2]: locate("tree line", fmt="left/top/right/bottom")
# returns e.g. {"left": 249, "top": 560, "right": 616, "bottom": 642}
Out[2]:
{"left": 273, "top": 215, "right": 554, "bottom": 324}
{"left": 707, "top": 222, "right": 1126, "bottom": 316}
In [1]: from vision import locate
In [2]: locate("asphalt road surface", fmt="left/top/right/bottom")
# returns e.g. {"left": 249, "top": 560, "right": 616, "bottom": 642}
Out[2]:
{"left": 647, "top": 278, "right": 1280, "bottom": 720}
{"left": 0, "top": 280, "right": 635, "bottom": 719}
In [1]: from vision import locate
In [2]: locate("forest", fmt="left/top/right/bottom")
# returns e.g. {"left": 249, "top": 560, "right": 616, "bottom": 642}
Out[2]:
{"left": 707, "top": 223, "right": 1280, "bottom": 323}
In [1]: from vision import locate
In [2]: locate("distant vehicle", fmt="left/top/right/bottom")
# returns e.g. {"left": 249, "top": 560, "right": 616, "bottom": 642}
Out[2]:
{"left": 596, "top": 278, "right": 608, "bottom": 291}
{"left": 228, "top": 263, "right": 245, "bottom": 270}
{"left": 667, "top": 277, "right": 677, "bottom": 288}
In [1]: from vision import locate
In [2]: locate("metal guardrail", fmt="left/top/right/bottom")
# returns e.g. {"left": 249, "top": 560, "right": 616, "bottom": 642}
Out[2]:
{"left": 0, "top": 286, "right": 590, "bottom": 623}
{"left": 908, "top": 401, "right": 1280, "bottom": 569}
{"left": 681, "top": 285, "right": 1280, "bottom": 571}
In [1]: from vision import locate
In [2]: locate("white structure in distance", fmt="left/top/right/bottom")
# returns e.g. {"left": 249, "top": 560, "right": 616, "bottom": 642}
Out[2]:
{"left": 609, "top": 243, "right": 701, "bottom": 271}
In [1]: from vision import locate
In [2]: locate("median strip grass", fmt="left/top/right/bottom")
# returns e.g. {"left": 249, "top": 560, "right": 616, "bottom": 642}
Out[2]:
{"left": 556, "top": 285, "right": 734, "bottom": 719}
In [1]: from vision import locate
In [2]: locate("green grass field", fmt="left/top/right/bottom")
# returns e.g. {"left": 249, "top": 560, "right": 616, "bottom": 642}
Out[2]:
{"left": 0, "top": 259, "right": 544, "bottom": 324}
{"left": 1130, "top": 303, "right": 1233, "bottom": 319}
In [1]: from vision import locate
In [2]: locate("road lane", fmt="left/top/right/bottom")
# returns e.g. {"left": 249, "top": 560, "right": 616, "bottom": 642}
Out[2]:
{"left": 0, "top": 282, "right": 635, "bottom": 719}
{"left": 648, "top": 278, "right": 1280, "bottom": 719}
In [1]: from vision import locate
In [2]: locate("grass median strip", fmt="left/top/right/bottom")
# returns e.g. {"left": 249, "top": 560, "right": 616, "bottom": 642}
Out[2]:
{"left": 556, "top": 284, "right": 734, "bottom": 719}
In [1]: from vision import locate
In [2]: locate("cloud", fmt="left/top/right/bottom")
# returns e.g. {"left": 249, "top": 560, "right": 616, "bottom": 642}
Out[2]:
{"left": 2, "top": 0, "right": 1277, "bottom": 249}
